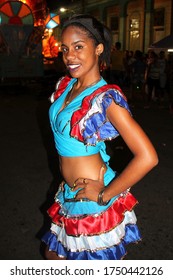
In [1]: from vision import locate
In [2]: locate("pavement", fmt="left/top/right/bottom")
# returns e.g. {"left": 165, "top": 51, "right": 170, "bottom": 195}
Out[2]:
{"left": 0, "top": 82, "right": 173, "bottom": 260}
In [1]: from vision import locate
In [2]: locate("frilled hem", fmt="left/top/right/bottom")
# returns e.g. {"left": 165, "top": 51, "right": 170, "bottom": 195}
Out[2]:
{"left": 42, "top": 192, "right": 141, "bottom": 259}
{"left": 47, "top": 192, "right": 138, "bottom": 236}
{"left": 42, "top": 223, "right": 141, "bottom": 260}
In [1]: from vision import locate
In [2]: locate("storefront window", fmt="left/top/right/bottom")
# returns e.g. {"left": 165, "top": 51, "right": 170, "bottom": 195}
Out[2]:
{"left": 129, "top": 14, "right": 140, "bottom": 51}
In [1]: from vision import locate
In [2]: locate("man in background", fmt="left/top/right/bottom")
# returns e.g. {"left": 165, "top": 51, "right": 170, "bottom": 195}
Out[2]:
{"left": 110, "top": 41, "right": 126, "bottom": 87}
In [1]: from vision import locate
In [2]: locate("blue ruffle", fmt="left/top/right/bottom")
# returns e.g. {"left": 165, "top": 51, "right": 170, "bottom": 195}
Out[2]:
{"left": 42, "top": 224, "right": 141, "bottom": 260}
{"left": 80, "top": 88, "right": 132, "bottom": 146}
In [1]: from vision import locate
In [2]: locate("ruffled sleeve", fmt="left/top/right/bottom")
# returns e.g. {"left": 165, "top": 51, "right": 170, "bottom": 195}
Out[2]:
{"left": 49, "top": 75, "right": 72, "bottom": 103}
{"left": 71, "top": 84, "right": 131, "bottom": 146}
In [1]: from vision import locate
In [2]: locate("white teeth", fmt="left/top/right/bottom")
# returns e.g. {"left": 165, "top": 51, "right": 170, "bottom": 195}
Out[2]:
{"left": 68, "top": 64, "right": 80, "bottom": 69}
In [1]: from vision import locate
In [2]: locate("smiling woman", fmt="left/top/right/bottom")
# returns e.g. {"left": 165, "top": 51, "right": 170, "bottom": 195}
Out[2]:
{"left": 41, "top": 14, "right": 158, "bottom": 260}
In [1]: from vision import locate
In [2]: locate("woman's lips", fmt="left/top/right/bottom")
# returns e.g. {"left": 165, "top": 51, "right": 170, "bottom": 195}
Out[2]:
{"left": 67, "top": 64, "right": 80, "bottom": 71}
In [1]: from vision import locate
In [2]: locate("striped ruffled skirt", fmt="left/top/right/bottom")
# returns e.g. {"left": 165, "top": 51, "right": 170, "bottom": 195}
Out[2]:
{"left": 42, "top": 166, "right": 141, "bottom": 260}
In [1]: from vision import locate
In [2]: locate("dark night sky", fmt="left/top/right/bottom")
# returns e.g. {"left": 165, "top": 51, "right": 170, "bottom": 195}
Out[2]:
{"left": 46, "top": 0, "right": 72, "bottom": 10}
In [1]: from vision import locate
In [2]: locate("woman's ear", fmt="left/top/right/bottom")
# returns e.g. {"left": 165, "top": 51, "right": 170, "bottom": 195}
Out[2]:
{"left": 96, "top": 43, "right": 104, "bottom": 56}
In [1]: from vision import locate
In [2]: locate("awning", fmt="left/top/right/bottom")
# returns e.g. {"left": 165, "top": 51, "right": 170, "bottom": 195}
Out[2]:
{"left": 150, "top": 34, "right": 173, "bottom": 49}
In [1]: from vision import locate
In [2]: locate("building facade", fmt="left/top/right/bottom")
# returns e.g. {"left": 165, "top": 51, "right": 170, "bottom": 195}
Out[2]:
{"left": 54, "top": 0, "right": 173, "bottom": 53}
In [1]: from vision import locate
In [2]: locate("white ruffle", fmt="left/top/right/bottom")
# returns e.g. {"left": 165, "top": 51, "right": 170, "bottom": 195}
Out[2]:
{"left": 78, "top": 92, "right": 105, "bottom": 133}
{"left": 50, "top": 210, "right": 137, "bottom": 252}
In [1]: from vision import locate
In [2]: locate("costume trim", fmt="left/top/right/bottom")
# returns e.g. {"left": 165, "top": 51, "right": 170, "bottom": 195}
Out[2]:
{"left": 42, "top": 223, "right": 141, "bottom": 259}
{"left": 47, "top": 192, "right": 138, "bottom": 236}
{"left": 50, "top": 75, "right": 72, "bottom": 103}
{"left": 70, "top": 85, "right": 131, "bottom": 145}
{"left": 49, "top": 76, "right": 131, "bottom": 146}
{"left": 49, "top": 210, "right": 137, "bottom": 251}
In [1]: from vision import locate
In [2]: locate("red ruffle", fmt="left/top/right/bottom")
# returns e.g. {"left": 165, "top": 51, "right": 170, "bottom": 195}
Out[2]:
{"left": 47, "top": 192, "right": 138, "bottom": 236}
{"left": 53, "top": 76, "right": 72, "bottom": 100}
{"left": 71, "top": 84, "right": 126, "bottom": 142}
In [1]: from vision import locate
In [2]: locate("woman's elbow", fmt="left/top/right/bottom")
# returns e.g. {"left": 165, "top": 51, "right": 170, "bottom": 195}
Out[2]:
{"left": 148, "top": 150, "right": 159, "bottom": 170}
{"left": 152, "top": 154, "right": 159, "bottom": 168}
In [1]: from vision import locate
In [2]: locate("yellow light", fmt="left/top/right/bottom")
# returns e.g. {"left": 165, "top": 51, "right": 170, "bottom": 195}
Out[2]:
{"left": 19, "top": 0, "right": 27, "bottom": 4}
{"left": 60, "top": 8, "right": 67, "bottom": 13}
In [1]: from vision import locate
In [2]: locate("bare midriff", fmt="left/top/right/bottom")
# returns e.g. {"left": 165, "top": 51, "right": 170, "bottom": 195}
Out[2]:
{"left": 59, "top": 153, "right": 107, "bottom": 187}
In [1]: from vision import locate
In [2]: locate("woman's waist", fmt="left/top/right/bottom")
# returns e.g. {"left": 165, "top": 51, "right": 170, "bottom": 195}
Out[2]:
{"left": 55, "top": 165, "right": 117, "bottom": 216}
{"left": 60, "top": 154, "right": 107, "bottom": 187}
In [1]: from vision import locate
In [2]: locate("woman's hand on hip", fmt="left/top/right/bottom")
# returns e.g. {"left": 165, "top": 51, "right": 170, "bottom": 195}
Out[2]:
{"left": 73, "top": 165, "right": 105, "bottom": 202}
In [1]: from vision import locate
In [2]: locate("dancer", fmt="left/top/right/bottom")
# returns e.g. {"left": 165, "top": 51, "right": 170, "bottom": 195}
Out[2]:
{"left": 42, "top": 14, "right": 158, "bottom": 260}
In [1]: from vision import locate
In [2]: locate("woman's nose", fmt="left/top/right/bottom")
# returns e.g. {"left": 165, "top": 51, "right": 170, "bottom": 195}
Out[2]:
{"left": 65, "top": 49, "right": 75, "bottom": 60}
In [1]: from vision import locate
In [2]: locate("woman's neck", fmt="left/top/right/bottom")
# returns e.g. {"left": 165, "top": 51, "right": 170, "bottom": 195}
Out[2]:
{"left": 64, "top": 76, "right": 102, "bottom": 106}
{"left": 75, "top": 76, "right": 101, "bottom": 91}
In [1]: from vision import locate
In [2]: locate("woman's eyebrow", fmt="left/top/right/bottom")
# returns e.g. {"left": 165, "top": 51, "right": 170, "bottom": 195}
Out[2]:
{"left": 61, "top": 40, "right": 85, "bottom": 47}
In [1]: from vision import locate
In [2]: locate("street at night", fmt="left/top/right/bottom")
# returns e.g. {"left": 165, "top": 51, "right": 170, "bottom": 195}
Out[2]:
{"left": 0, "top": 84, "right": 172, "bottom": 260}
{"left": 0, "top": 0, "right": 173, "bottom": 262}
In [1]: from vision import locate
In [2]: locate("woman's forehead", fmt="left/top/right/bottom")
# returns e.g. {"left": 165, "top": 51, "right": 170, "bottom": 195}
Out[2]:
{"left": 61, "top": 25, "right": 91, "bottom": 44}
{"left": 62, "top": 25, "right": 88, "bottom": 37}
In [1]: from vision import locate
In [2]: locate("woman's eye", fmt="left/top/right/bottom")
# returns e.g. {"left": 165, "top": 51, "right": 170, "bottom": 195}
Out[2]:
{"left": 61, "top": 47, "right": 68, "bottom": 53}
{"left": 75, "top": 45, "right": 83, "bottom": 50}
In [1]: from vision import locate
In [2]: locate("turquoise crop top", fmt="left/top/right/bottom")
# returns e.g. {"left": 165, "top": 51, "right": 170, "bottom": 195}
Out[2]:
{"left": 49, "top": 76, "right": 131, "bottom": 163}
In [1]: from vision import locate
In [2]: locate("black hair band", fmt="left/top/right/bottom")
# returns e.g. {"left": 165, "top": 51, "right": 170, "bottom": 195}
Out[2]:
{"left": 63, "top": 18, "right": 103, "bottom": 44}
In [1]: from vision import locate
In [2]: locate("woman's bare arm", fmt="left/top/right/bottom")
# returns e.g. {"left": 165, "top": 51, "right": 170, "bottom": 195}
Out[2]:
{"left": 74, "top": 101, "right": 158, "bottom": 202}
{"left": 102, "top": 101, "right": 158, "bottom": 201}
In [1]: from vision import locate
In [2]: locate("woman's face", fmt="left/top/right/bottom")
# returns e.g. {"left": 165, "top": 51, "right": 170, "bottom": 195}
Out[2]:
{"left": 61, "top": 25, "right": 101, "bottom": 80}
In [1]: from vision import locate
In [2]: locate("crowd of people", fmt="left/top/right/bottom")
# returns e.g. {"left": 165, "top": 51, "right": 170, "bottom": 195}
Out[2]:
{"left": 101, "top": 42, "right": 172, "bottom": 111}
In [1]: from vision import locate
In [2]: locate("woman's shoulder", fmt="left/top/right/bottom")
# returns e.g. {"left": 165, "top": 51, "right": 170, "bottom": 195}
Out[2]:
{"left": 87, "top": 83, "right": 129, "bottom": 109}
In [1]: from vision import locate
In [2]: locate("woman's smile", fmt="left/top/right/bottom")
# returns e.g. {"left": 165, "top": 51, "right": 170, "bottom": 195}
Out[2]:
{"left": 67, "top": 63, "right": 81, "bottom": 72}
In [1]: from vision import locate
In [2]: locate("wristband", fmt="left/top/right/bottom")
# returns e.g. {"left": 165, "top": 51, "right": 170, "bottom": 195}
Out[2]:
{"left": 97, "top": 189, "right": 110, "bottom": 206}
